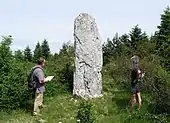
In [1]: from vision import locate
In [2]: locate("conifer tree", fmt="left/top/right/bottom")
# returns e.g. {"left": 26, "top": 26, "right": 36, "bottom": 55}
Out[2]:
{"left": 155, "top": 6, "right": 170, "bottom": 70}
{"left": 24, "top": 46, "right": 32, "bottom": 61}
{"left": 33, "top": 42, "right": 42, "bottom": 62}
{"left": 41, "top": 39, "right": 50, "bottom": 59}
{"left": 14, "top": 50, "right": 24, "bottom": 61}
{"left": 129, "top": 25, "right": 148, "bottom": 50}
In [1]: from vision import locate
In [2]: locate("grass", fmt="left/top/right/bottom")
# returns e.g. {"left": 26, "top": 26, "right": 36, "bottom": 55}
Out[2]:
{"left": 0, "top": 90, "right": 155, "bottom": 123}
{"left": 0, "top": 76, "right": 168, "bottom": 123}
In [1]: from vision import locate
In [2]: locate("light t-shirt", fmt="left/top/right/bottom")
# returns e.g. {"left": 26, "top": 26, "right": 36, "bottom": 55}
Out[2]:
{"left": 32, "top": 65, "right": 45, "bottom": 93}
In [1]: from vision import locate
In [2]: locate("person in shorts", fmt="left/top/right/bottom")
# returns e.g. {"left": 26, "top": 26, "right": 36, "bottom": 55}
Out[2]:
{"left": 130, "top": 55, "right": 145, "bottom": 111}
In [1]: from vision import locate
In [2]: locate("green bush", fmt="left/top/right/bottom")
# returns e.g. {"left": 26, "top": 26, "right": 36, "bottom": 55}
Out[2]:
{"left": 102, "top": 55, "right": 132, "bottom": 91}
{"left": 148, "top": 66, "right": 170, "bottom": 114}
{"left": 124, "top": 111, "right": 169, "bottom": 123}
{"left": 0, "top": 36, "right": 28, "bottom": 110}
{"left": 77, "top": 100, "right": 95, "bottom": 123}
{"left": 0, "top": 60, "right": 28, "bottom": 110}
{"left": 43, "top": 55, "right": 74, "bottom": 95}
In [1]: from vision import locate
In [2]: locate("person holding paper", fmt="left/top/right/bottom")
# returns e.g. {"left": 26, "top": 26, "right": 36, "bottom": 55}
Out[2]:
{"left": 30, "top": 57, "right": 48, "bottom": 116}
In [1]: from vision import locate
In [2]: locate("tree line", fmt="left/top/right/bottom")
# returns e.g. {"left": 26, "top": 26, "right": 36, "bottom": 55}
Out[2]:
{"left": 11, "top": 6, "right": 170, "bottom": 72}
{"left": 103, "top": 6, "right": 170, "bottom": 71}
{"left": 14, "top": 39, "right": 51, "bottom": 62}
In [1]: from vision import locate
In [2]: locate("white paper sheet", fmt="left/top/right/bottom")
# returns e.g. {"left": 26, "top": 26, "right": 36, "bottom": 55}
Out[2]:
{"left": 44, "top": 76, "right": 54, "bottom": 82}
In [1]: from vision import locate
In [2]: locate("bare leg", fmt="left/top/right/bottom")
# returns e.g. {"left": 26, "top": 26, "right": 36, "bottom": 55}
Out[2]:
{"left": 136, "top": 92, "right": 142, "bottom": 109}
{"left": 130, "top": 94, "right": 136, "bottom": 111}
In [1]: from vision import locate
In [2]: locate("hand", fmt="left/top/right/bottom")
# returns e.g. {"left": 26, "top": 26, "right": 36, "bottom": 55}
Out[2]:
{"left": 142, "top": 73, "right": 145, "bottom": 77}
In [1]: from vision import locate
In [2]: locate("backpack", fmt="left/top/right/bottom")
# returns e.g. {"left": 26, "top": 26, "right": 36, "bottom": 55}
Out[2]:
{"left": 27, "top": 66, "right": 42, "bottom": 89}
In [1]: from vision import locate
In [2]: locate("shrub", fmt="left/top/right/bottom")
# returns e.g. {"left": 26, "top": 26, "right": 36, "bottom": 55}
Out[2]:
{"left": 148, "top": 66, "right": 170, "bottom": 114}
{"left": 0, "top": 36, "right": 29, "bottom": 110}
{"left": 77, "top": 100, "right": 95, "bottom": 123}
{"left": 102, "top": 55, "right": 132, "bottom": 90}
{"left": 124, "top": 112, "right": 169, "bottom": 123}
{"left": 0, "top": 60, "right": 29, "bottom": 110}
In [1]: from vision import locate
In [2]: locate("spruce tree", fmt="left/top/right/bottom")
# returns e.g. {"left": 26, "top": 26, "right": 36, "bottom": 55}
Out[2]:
{"left": 0, "top": 35, "right": 13, "bottom": 76}
{"left": 157, "top": 6, "right": 170, "bottom": 37}
{"left": 102, "top": 38, "right": 114, "bottom": 60}
{"left": 24, "top": 46, "right": 32, "bottom": 62}
{"left": 129, "top": 25, "right": 148, "bottom": 50}
{"left": 54, "top": 53, "right": 58, "bottom": 59}
{"left": 156, "top": 6, "right": 170, "bottom": 48}
{"left": 59, "top": 41, "right": 74, "bottom": 56}
{"left": 112, "top": 33, "right": 120, "bottom": 48}
{"left": 119, "top": 34, "right": 129, "bottom": 45}
{"left": 41, "top": 39, "right": 50, "bottom": 59}
{"left": 14, "top": 50, "right": 24, "bottom": 61}
{"left": 33, "top": 42, "right": 42, "bottom": 62}
{"left": 155, "top": 6, "right": 170, "bottom": 70}
{"left": 102, "top": 34, "right": 122, "bottom": 64}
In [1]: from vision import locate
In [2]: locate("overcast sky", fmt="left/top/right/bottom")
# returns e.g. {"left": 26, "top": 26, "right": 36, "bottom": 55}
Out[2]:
{"left": 0, "top": 0, "right": 169, "bottom": 53}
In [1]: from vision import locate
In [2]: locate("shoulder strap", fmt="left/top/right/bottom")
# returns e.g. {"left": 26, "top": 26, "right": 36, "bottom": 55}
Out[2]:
{"left": 29, "top": 66, "right": 42, "bottom": 80}
{"left": 31, "top": 66, "right": 42, "bottom": 73}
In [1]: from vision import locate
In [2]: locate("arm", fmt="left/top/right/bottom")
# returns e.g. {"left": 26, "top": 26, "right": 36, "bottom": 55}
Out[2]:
{"left": 36, "top": 68, "right": 47, "bottom": 83}
{"left": 142, "top": 73, "right": 145, "bottom": 78}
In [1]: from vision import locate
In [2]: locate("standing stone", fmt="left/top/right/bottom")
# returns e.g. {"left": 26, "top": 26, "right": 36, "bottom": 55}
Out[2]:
{"left": 73, "top": 13, "right": 103, "bottom": 99}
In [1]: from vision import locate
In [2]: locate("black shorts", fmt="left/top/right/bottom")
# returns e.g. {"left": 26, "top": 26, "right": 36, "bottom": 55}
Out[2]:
{"left": 131, "top": 86, "right": 140, "bottom": 94}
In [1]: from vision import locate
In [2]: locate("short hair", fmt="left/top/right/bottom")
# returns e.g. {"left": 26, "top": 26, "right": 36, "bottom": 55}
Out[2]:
{"left": 37, "top": 57, "right": 45, "bottom": 65}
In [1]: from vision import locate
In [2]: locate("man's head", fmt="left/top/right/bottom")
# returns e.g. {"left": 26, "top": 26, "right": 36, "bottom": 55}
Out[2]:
{"left": 37, "top": 57, "right": 45, "bottom": 67}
